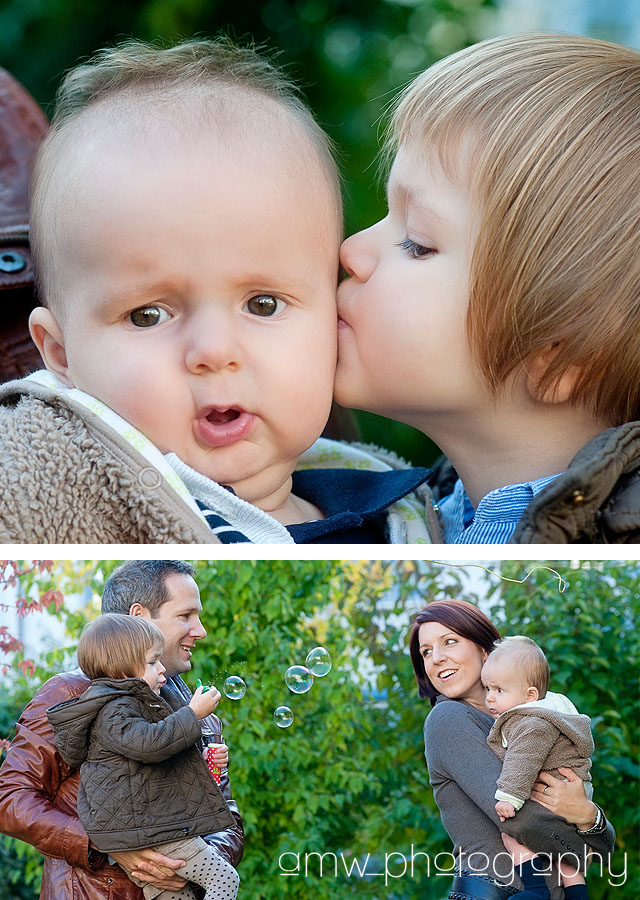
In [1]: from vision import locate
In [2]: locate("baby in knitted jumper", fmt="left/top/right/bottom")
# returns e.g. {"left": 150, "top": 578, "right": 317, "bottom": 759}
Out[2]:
{"left": 482, "top": 636, "right": 594, "bottom": 900}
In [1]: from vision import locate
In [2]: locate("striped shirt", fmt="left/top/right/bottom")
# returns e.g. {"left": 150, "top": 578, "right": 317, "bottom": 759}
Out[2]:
{"left": 439, "top": 474, "right": 560, "bottom": 544}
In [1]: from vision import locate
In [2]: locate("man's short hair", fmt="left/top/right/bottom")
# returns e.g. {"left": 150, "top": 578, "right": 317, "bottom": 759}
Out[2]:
{"left": 388, "top": 32, "right": 640, "bottom": 425}
{"left": 101, "top": 560, "right": 197, "bottom": 617}
{"left": 490, "top": 635, "right": 550, "bottom": 697}
{"left": 77, "top": 613, "right": 165, "bottom": 680}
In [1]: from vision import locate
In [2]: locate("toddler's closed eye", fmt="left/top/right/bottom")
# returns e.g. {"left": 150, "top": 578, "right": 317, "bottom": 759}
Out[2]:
{"left": 396, "top": 238, "right": 435, "bottom": 259}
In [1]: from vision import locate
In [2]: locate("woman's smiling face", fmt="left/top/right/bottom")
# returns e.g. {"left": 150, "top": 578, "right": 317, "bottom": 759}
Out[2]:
{"left": 418, "top": 621, "right": 488, "bottom": 710}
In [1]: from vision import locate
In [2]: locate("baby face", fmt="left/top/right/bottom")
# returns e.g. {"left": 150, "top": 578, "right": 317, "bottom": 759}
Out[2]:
{"left": 336, "top": 141, "right": 485, "bottom": 428}
{"left": 38, "top": 125, "right": 339, "bottom": 507}
{"left": 481, "top": 655, "right": 533, "bottom": 718}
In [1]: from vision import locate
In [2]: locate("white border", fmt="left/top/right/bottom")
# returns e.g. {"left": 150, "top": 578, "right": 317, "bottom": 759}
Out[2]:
{"left": 3, "top": 544, "right": 639, "bottom": 562}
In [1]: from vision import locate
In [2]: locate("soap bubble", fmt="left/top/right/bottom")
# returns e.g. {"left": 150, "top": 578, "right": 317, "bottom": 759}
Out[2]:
{"left": 306, "top": 647, "right": 332, "bottom": 677}
{"left": 285, "top": 665, "right": 313, "bottom": 694}
{"left": 274, "top": 706, "right": 294, "bottom": 728}
{"left": 223, "top": 676, "right": 246, "bottom": 700}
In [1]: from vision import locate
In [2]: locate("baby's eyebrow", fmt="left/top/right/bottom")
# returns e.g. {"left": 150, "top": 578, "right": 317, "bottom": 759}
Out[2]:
{"left": 93, "top": 277, "right": 189, "bottom": 310}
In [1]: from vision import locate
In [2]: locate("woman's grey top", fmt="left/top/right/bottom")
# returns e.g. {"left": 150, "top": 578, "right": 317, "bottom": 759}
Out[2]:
{"left": 423, "top": 696, "right": 615, "bottom": 895}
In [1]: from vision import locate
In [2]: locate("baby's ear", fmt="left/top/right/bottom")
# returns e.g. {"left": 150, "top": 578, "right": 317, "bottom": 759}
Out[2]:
{"left": 526, "top": 686, "right": 539, "bottom": 702}
{"left": 525, "top": 343, "right": 580, "bottom": 405}
{"left": 28, "top": 307, "right": 74, "bottom": 387}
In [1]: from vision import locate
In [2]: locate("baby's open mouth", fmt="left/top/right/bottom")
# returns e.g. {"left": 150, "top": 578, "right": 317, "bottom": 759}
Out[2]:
{"left": 195, "top": 406, "right": 256, "bottom": 448}
{"left": 206, "top": 408, "right": 241, "bottom": 425}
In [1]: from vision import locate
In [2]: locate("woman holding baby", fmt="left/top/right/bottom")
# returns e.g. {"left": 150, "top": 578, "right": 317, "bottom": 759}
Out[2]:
{"left": 408, "top": 599, "right": 614, "bottom": 900}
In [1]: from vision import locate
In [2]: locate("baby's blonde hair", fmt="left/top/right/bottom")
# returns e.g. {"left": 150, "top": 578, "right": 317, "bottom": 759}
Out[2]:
{"left": 389, "top": 33, "right": 640, "bottom": 425}
{"left": 30, "top": 36, "right": 341, "bottom": 310}
{"left": 490, "top": 635, "right": 549, "bottom": 697}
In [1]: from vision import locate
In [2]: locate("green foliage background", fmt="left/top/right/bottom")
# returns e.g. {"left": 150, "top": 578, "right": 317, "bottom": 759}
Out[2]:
{"left": 0, "top": 559, "right": 638, "bottom": 899}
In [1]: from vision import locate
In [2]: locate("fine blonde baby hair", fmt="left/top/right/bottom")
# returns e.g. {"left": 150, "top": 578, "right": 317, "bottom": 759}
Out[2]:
{"left": 30, "top": 36, "right": 341, "bottom": 310}
{"left": 490, "top": 635, "right": 549, "bottom": 697}
{"left": 77, "top": 613, "right": 165, "bottom": 681}
{"left": 388, "top": 33, "right": 640, "bottom": 425}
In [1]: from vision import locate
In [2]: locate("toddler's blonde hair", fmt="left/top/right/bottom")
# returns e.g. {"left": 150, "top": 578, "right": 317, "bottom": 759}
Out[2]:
{"left": 77, "top": 613, "right": 164, "bottom": 681}
{"left": 389, "top": 33, "right": 640, "bottom": 425}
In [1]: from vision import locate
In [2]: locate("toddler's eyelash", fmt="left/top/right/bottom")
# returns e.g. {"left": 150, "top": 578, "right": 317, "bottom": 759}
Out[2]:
{"left": 396, "top": 238, "right": 435, "bottom": 258}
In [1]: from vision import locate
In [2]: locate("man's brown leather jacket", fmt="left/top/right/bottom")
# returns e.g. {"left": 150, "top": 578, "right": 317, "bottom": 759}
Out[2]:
{"left": 0, "top": 669, "right": 244, "bottom": 900}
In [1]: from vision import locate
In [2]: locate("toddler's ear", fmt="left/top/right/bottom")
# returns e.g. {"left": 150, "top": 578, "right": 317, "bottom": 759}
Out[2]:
{"left": 28, "top": 307, "right": 74, "bottom": 387}
{"left": 525, "top": 343, "right": 580, "bottom": 405}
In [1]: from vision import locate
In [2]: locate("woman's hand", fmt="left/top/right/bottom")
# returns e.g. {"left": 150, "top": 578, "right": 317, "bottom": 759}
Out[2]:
{"left": 530, "top": 767, "right": 597, "bottom": 830}
{"left": 501, "top": 833, "right": 537, "bottom": 865}
{"left": 109, "top": 848, "right": 187, "bottom": 889}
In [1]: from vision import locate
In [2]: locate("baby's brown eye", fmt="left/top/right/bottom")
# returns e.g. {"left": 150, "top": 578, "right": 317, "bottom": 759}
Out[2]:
{"left": 245, "top": 295, "right": 284, "bottom": 317}
{"left": 129, "top": 306, "right": 169, "bottom": 327}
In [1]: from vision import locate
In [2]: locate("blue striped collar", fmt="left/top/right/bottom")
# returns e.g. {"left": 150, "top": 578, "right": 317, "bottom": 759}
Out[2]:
{"left": 439, "top": 474, "right": 561, "bottom": 544}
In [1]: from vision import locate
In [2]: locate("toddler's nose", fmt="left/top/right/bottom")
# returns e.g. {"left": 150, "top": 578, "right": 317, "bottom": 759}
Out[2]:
{"left": 339, "top": 224, "right": 379, "bottom": 282}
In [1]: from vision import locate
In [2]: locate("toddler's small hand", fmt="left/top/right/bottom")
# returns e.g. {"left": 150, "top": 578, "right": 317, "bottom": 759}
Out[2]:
{"left": 189, "top": 685, "right": 221, "bottom": 718}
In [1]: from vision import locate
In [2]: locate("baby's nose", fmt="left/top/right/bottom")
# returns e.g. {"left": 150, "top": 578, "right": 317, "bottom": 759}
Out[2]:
{"left": 185, "top": 317, "right": 240, "bottom": 374}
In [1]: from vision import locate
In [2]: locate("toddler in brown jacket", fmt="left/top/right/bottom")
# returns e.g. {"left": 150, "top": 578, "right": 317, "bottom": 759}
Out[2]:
{"left": 482, "top": 636, "right": 594, "bottom": 900}
{"left": 47, "top": 614, "right": 240, "bottom": 900}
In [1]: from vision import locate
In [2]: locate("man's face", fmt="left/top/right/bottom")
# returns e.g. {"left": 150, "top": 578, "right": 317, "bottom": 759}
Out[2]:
{"left": 36, "top": 116, "right": 340, "bottom": 509}
{"left": 140, "top": 573, "right": 206, "bottom": 678}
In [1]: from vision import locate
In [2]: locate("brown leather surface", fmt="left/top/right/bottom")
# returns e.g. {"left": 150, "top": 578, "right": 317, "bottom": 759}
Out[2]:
{"left": 0, "top": 67, "right": 48, "bottom": 380}
{"left": 0, "top": 285, "right": 44, "bottom": 378}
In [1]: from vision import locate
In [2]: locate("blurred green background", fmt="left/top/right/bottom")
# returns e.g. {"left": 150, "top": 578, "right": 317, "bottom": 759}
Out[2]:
{"left": 1, "top": 0, "right": 636, "bottom": 464}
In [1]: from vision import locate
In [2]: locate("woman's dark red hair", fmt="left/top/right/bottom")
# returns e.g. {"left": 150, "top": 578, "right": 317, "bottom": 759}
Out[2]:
{"left": 409, "top": 599, "right": 501, "bottom": 706}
